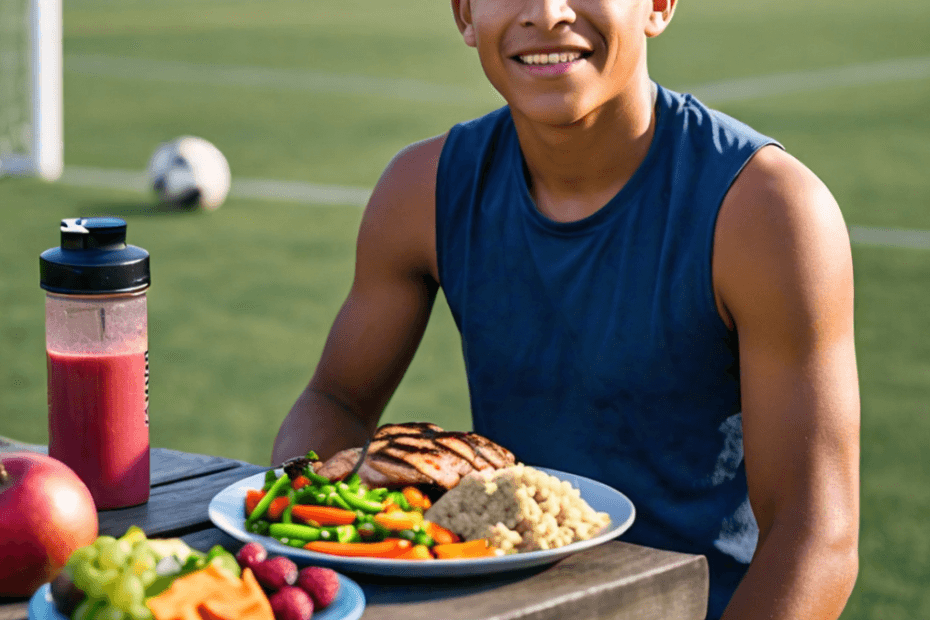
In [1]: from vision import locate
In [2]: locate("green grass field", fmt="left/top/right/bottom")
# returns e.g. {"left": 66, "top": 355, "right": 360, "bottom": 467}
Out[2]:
{"left": 2, "top": 0, "right": 929, "bottom": 617}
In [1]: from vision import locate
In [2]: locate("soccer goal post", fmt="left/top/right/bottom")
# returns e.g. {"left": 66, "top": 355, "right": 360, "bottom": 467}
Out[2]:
{"left": 0, "top": 0, "right": 62, "bottom": 181}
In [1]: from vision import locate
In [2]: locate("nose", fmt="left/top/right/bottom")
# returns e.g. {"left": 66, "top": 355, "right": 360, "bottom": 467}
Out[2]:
{"left": 518, "top": 0, "right": 576, "bottom": 30}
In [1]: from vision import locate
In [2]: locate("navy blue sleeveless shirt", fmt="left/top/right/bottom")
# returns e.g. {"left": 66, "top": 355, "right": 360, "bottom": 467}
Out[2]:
{"left": 435, "top": 84, "right": 780, "bottom": 619}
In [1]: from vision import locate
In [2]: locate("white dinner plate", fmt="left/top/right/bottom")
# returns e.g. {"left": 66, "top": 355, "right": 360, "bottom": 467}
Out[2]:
{"left": 208, "top": 466, "right": 635, "bottom": 577}
{"left": 28, "top": 573, "right": 365, "bottom": 620}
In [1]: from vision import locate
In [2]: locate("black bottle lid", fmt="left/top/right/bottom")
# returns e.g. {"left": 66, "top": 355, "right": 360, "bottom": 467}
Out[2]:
{"left": 40, "top": 217, "right": 151, "bottom": 294}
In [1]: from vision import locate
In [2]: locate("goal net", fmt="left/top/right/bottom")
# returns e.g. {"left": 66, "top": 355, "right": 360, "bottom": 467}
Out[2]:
{"left": 0, "top": 0, "right": 62, "bottom": 180}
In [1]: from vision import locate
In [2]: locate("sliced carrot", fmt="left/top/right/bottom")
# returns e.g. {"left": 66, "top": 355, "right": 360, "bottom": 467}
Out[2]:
{"left": 245, "top": 489, "right": 266, "bottom": 516}
{"left": 382, "top": 501, "right": 404, "bottom": 513}
{"left": 291, "top": 475, "right": 311, "bottom": 490}
{"left": 401, "top": 486, "right": 432, "bottom": 511}
{"left": 304, "top": 538, "right": 412, "bottom": 558}
{"left": 374, "top": 510, "right": 423, "bottom": 531}
{"left": 290, "top": 505, "right": 357, "bottom": 526}
{"left": 266, "top": 496, "right": 291, "bottom": 521}
{"left": 433, "top": 539, "right": 499, "bottom": 560}
{"left": 395, "top": 544, "right": 434, "bottom": 561}
{"left": 423, "top": 521, "right": 460, "bottom": 545}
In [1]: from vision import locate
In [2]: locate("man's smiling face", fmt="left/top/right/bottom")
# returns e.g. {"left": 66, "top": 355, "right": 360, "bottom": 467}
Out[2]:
{"left": 452, "top": 0, "right": 673, "bottom": 127}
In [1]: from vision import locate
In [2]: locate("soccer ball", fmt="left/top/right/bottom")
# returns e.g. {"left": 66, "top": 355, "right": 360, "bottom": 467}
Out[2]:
{"left": 147, "top": 136, "right": 231, "bottom": 210}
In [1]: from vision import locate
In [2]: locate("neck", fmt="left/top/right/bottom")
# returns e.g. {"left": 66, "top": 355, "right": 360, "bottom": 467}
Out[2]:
{"left": 513, "top": 79, "right": 658, "bottom": 223}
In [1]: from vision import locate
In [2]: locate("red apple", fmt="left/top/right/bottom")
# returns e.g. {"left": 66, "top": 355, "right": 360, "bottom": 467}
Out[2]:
{"left": 0, "top": 452, "right": 99, "bottom": 597}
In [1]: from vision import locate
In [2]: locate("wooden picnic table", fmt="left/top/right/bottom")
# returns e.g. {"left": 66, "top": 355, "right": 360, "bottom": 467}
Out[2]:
{"left": 0, "top": 440, "right": 709, "bottom": 620}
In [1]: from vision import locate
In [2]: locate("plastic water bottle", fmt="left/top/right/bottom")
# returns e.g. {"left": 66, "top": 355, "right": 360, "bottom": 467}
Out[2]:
{"left": 40, "top": 217, "right": 151, "bottom": 509}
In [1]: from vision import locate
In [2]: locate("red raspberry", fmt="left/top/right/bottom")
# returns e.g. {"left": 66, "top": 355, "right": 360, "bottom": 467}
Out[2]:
{"left": 252, "top": 556, "right": 298, "bottom": 592}
{"left": 296, "top": 566, "right": 341, "bottom": 609}
{"left": 269, "top": 586, "right": 314, "bottom": 620}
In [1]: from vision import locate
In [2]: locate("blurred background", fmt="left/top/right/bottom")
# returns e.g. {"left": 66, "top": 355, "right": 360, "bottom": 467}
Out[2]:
{"left": 1, "top": 0, "right": 928, "bottom": 617}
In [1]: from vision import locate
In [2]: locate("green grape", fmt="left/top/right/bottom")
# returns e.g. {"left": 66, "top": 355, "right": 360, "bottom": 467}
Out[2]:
{"left": 96, "top": 603, "right": 128, "bottom": 620}
{"left": 129, "top": 548, "right": 156, "bottom": 575}
{"left": 127, "top": 602, "right": 154, "bottom": 620}
{"left": 94, "top": 535, "right": 119, "bottom": 552}
{"left": 70, "top": 562, "right": 103, "bottom": 596}
{"left": 98, "top": 568, "right": 120, "bottom": 599}
{"left": 97, "top": 542, "right": 129, "bottom": 571}
{"left": 72, "top": 597, "right": 106, "bottom": 620}
{"left": 137, "top": 568, "right": 157, "bottom": 588}
{"left": 111, "top": 573, "right": 144, "bottom": 612}
{"left": 67, "top": 544, "right": 98, "bottom": 569}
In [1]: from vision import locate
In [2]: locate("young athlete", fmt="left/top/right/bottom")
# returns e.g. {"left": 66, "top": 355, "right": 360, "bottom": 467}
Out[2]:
{"left": 272, "top": 1, "right": 860, "bottom": 618}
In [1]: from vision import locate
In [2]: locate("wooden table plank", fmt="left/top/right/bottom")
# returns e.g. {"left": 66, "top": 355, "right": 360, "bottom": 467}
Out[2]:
{"left": 355, "top": 541, "right": 708, "bottom": 620}
{"left": 150, "top": 448, "right": 257, "bottom": 487}
{"left": 98, "top": 458, "right": 266, "bottom": 538}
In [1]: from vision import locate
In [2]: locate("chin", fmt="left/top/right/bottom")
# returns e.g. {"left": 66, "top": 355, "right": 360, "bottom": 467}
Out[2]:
{"left": 509, "top": 92, "right": 599, "bottom": 128}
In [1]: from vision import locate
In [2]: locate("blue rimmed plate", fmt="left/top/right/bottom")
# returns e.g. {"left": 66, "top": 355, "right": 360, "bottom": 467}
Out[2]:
{"left": 208, "top": 466, "right": 635, "bottom": 578}
{"left": 28, "top": 573, "right": 365, "bottom": 620}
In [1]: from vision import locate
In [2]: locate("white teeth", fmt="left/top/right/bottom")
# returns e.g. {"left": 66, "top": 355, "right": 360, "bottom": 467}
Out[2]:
{"left": 519, "top": 51, "right": 582, "bottom": 66}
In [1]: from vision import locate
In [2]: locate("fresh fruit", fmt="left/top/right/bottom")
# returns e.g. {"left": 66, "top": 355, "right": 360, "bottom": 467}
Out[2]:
{"left": 268, "top": 585, "right": 314, "bottom": 620}
{"left": 147, "top": 564, "right": 274, "bottom": 620}
{"left": 295, "top": 566, "right": 340, "bottom": 610}
{"left": 236, "top": 541, "right": 269, "bottom": 571}
{"left": 252, "top": 556, "right": 298, "bottom": 591}
{"left": 0, "top": 452, "right": 99, "bottom": 597}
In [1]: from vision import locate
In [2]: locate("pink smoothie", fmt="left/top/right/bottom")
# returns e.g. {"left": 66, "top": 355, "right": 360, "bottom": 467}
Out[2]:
{"left": 47, "top": 349, "right": 150, "bottom": 509}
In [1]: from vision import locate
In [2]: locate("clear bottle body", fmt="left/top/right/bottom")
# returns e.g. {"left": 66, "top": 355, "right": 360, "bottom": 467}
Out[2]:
{"left": 46, "top": 291, "right": 150, "bottom": 509}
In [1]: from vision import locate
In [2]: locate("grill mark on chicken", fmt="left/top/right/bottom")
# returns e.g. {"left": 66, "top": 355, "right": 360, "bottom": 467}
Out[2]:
{"left": 313, "top": 422, "right": 516, "bottom": 490}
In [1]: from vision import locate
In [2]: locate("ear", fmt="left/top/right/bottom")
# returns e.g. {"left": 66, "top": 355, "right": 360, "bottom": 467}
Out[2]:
{"left": 646, "top": 0, "right": 677, "bottom": 38}
{"left": 451, "top": 0, "right": 477, "bottom": 47}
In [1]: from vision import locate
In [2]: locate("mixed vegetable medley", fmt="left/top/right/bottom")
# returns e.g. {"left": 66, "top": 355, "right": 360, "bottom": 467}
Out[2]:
{"left": 243, "top": 453, "right": 503, "bottom": 560}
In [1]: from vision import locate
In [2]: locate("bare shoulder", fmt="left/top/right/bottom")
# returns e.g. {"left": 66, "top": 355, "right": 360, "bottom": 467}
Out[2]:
{"left": 712, "top": 145, "right": 853, "bottom": 331}
{"left": 358, "top": 133, "right": 449, "bottom": 283}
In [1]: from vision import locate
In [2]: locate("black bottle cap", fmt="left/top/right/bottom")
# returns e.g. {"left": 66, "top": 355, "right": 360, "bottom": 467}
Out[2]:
{"left": 40, "top": 217, "right": 151, "bottom": 294}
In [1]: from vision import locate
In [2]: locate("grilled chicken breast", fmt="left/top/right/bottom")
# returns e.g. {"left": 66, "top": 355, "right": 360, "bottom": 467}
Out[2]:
{"left": 315, "top": 422, "right": 516, "bottom": 491}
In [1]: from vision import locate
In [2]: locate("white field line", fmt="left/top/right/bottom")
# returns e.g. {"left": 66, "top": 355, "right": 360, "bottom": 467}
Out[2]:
{"left": 60, "top": 166, "right": 373, "bottom": 206}
{"left": 681, "top": 55, "right": 930, "bottom": 104}
{"left": 59, "top": 168, "right": 930, "bottom": 251}
{"left": 64, "top": 55, "right": 481, "bottom": 105}
{"left": 847, "top": 226, "right": 930, "bottom": 251}
{"left": 58, "top": 56, "right": 930, "bottom": 248}
{"left": 65, "top": 53, "right": 930, "bottom": 106}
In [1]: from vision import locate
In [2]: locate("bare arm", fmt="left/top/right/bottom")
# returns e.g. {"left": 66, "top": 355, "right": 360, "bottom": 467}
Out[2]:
{"left": 271, "top": 134, "right": 447, "bottom": 465}
{"left": 714, "top": 146, "right": 860, "bottom": 619}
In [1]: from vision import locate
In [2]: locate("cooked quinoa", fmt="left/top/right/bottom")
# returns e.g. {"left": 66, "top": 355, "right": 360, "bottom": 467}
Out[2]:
{"left": 424, "top": 464, "right": 612, "bottom": 552}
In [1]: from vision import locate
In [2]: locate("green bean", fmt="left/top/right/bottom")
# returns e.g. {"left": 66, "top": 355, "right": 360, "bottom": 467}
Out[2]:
{"left": 246, "top": 473, "right": 291, "bottom": 527}
{"left": 414, "top": 530, "right": 434, "bottom": 547}
{"left": 336, "top": 524, "right": 361, "bottom": 543}
{"left": 397, "top": 529, "right": 418, "bottom": 542}
{"left": 337, "top": 486, "right": 384, "bottom": 513}
{"left": 326, "top": 492, "right": 352, "bottom": 511}
{"left": 295, "top": 487, "right": 321, "bottom": 504}
{"left": 262, "top": 469, "right": 278, "bottom": 491}
{"left": 317, "top": 527, "right": 339, "bottom": 541}
{"left": 269, "top": 523, "right": 322, "bottom": 542}
{"left": 281, "top": 488, "right": 297, "bottom": 524}
{"left": 366, "top": 487, "right": 389, "bottom": 501}
{"left": 388, "top": 491, "right": 412, "bottom": 511}
{"left": 304, "top": 469, "right": 330, "bottom": 486}
{"left": 282, "top": 538, "right": 309, "bottom": 548}
{"left": 246, "top": 521, "right": 270, "bottom": 536}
